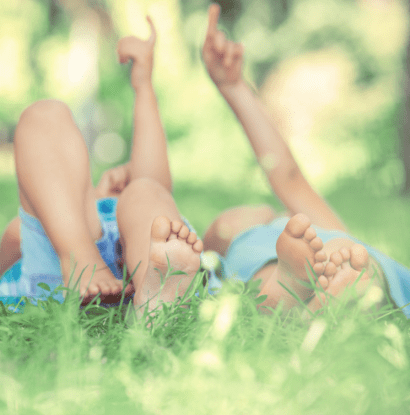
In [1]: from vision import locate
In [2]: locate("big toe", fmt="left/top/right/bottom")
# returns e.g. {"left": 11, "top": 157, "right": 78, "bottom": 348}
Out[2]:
{"left": 349, "top": 244, "right": 369, "bottom": 271}
{"left": 285, "top": 213, "right": 311, "bottom": 238}
{"left": 151, "top": 216, "right": 172, "bottom": 242}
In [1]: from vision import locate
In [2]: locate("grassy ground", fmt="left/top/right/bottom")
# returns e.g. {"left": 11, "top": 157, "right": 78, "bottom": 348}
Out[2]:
{"left": 1, "top": 171, "right": 410, "bottom": 414}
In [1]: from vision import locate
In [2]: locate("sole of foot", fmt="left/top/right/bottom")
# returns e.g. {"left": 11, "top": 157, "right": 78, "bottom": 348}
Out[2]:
{"left": 275, "top": 213, "right": 327, "bottom": 298}
{"left": 309, "top": 244, "right": 370, "bottom": 312}
{"left": 135, "top": 216, "right": 203, "bottom": 314}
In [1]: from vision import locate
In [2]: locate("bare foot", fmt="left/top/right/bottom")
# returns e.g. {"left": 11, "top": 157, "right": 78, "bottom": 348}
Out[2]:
{"left": 309, "top": 244, "right": 370, "bottom": 312}
{"left": 61, "top": 255, "right": 135, "bottom": 304}
{"left": 134, "top": 216, "right": 203, "bottom": 312}
{"left": 274, "top": 213, "right": 327, "bottom": 299}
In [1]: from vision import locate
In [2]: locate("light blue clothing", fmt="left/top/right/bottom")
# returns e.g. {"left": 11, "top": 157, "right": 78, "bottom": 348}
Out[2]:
{"left": 0, "top": 198, "right": 200, "bottom": 308}
{"left": 0, "top": 198, "right": 123, "bottom": 306}
{"left": 3, "top": 206, "right": 410, "bottom": 317}
{"left": 207, "top": 216, "right": 410, "bottom": 317}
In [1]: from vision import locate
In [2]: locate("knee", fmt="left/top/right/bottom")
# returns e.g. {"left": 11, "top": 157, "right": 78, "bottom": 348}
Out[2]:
{"left": 117, "top": 177, "right": 170, "bottom": 206}
{"left": 220, "top": 205, "right": 276, "bottom": 230}
{"left": 253, "top": 204, "right": 277, "bottom": 223}
{"left": 14, "top": 100, "right": 73, "bottom": 147}
{"left": 203, "top": 205, "right": 276, "bottom": 255}
{"left": 18, "top": 100, "right": 71, "bottom": 129}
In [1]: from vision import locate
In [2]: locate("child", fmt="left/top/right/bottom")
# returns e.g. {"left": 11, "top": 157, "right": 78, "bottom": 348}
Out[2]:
{"left": 2, "top": 7, "right": 410, "bottom": 317}
{"left": 0, "top": 17, "right": 203, "bottom": 311}
{"left": 200, "top": 4, "right": 410, "bottom": 315}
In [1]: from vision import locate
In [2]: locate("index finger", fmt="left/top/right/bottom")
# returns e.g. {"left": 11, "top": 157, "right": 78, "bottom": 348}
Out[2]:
{"left": 207, "top": 3, "right": 221, "bottom": 35}
{"left": 146, "top": 15, "right": 157, "bottom": 44}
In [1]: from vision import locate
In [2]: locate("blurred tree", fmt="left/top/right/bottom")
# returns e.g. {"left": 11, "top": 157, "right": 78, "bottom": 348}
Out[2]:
{"left": 400, "top": 0, "right": 410, "bottom": 194}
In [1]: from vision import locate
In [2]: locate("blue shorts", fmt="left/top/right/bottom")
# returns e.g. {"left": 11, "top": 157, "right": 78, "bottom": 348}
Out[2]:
{"left": 0, "top": 198, "right": 123, "bottom": 306}
{"left": 0, "top": 197, "right": 200, "bottom": 308}
{"left": 207, "top": 216, "right": 410, "bottom": 317}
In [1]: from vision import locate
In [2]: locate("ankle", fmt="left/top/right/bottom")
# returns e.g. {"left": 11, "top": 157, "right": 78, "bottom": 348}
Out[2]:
{"left": 60, "top": 250, "right": 107, "bottom": 284}
{"left": 276, "top": 270, "right": 314, "bottom": 302}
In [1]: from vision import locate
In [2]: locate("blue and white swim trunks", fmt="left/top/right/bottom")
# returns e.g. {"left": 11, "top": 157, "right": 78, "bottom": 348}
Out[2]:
{"left": 0, "top": 198, "right": 122, "bottom": 306}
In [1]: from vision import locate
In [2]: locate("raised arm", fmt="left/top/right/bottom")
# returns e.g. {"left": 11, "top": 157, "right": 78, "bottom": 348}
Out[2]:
{"left": 202, "top": 4, "right": 345, "bottom": 231}
{"left": 117, "top": 17, "right": 172, "bottom": 192}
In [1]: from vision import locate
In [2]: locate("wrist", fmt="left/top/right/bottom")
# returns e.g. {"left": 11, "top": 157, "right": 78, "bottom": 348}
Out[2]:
{"left": 218, "top": 79, "right": 247, "bottom": 98}
{"left": 132, "top": 76, "right": 154, "bottom": 93}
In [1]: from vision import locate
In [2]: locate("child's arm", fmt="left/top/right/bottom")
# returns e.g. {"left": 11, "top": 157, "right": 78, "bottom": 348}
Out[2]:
{"left": 203, "top": 4, "right": 345, "bottom": 231}
{"left": 0, "top": 217, "right": 21, "bottom": 277}
{"left": 117, "top": 17, "right": 172, "bottom": 192}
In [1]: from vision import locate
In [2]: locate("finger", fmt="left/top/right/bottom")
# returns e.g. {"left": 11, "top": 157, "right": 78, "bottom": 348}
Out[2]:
{"left": 214, "top": 31, "right": 226, "bottom": 54}
{"left": 233, "top": 43, "right": 244, "bottom": 58}
{"left": 117, "top": 168, "right": 129, "bottom": 191}
{"left": 96, "top": 173, "right": 110, "bottom": 196}
{"left": 207, "top": 3, "right": 221, "bottom": 35}
{"left": 146, "top": 15, "right": 156, "bottom": 45}
{"left": 117, "top": 37, "right": 137, "bottom": 64}
{"left": 224, "top": 40, "right": 235, "bottom": 67}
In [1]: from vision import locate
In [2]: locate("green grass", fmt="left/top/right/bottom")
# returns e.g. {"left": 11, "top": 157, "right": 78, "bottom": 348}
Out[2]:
{"left": 1, "top": 171, "right": 410, "bottom": 414}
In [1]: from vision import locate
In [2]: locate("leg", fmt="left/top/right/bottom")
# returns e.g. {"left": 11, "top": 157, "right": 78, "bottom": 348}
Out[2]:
{"left": 256, "top": 214, "right": 383, "bottom": 312}
{"left": 117, "top": 178, "right": 203, "bottom": 312}
{"left": 203, "top": 205, "right": 277, "bottom": 256}
{"left": 14, "top": 100, "right": 127, "bottom": 299}
{"left": 0, "top": 217, "right": 21, "bottom": 277}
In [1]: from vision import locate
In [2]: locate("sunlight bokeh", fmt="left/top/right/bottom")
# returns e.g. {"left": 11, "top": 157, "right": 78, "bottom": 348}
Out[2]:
{"left": 0, "top": 0, "right": 408, "bottom": 196}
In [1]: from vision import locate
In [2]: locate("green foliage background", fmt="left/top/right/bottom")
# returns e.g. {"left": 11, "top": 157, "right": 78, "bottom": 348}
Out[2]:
{"left": 0, "top": 0, "right": 409, "bottom": 261}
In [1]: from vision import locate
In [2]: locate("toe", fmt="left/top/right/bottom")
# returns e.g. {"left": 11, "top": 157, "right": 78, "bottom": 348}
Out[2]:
{"left": 193, "top": 239, "right": 204, "bottom": 253}
{"left": 177, "top": 224, "right": 190, "bottom": 240}
{"left": 318, "top": 275, "right": 328, "bottom": 289}
{"left": 339, "top": 247, "right": 350, "bottom": 262}
{"left": 304, "top": 227, "right": 316, "bottom": 242}
{"left": 285, "top": 213, "right": 311, "bottom": 238}
{"left": 324, "top": 262, "right": 337, "bottom": 277}
{"left": 123, "top": 282, "right": 135, "bottom": 297}
{"left": 168, "top": 220, "right": 183, "bottom": 240}
{"left": 349, "top": 244, "right": 369, "bottom": 271}
{"left": 86, "top": 284, "right": 100, "bottom": 296}
{"left": 110, "top": 280, "right": 123, "bottom": 294}
{"left": 310, "top": 237, "right": 323, "bottom": 251}
{"left": 151, "top": 216, "right": 172, "bottom": 242}
{"left": 330, "top": 252, "right": 343, "bottom": 267}
{"left": 313, "top": 262, "right": 325, "bottom": 276}
{"left": 187, "top": 231, "right": 197, "bottom": 245}
{"left": 98, "top": 281, "right": 111, "bottom": 295}
{"left": 315, "top": 251, "right": 327, "bottom": 262}
{"left": 171, "top": 220, "right": 183, "bottom": 234}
